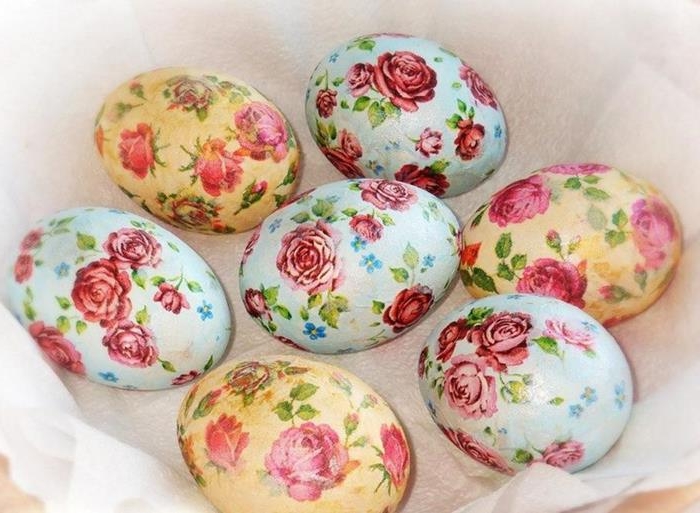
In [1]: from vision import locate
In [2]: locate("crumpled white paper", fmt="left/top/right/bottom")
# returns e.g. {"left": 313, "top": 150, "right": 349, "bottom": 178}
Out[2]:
{"left": 0, "top": 1, "right": 698, "bottom": 512}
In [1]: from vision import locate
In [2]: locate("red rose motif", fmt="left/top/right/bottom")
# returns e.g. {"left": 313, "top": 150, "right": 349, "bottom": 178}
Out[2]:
{"left": 383, "top": 284, "right": 434, "bottom": 333}
{"left": 338, "top": 129, "right": 363, "bottom": 160}
{"left": 544, "top": 319, "right": 594, "bottom": 351}
{"left": 234, "top": 101, "right": 288, "bottom": 162}
{"left": 395, "top": 164, "right": 449, "bottom": 197}
{"left": 372, "top": 51, "right": 437, "bottom": 112}
{"left": 538, "top": 440, "right": 585, "bottom": 469}
{"left": 459, "top": 64, "right": 498, "bottom": 109}
{"left": 440, "top": 426, "right": 514, "bottom": 475}
{"left": 118, "top": 123, "right": 155, "bottom": 179}
{"left": 167, "top": 75, "right": 213, "bottom": 111}
{"left": 172, "top": 370, "right": 201, "bottom": 386}
{"left": 29, "top": 321, "right": 85, "bottom": 375}
{"left": 454, "top": 118, "right": 486, "bottom": 161}
{"left": 349, "top": 214, "right": 383, "bottom": 242}
{"left": 436, "top": 319, "right": 469, "bottom": 362}
{"left": 359, "top": 180, "right": 418, "bottom": 211}
{"left": 380, "top": 424, "right": 409, "bottom": 488}
{"left": 444, "top": 354, "right": 497, "bottom": 419}
{"left": 14, "top": 254, "right": 33, "bottom": 283}
{"left": 103, "top": 228, "right": 162, "bottom": 269}
{"left": 71, "top": 259, "right": 132, "bottom": 327}
{"left": 194, "top": 138, "right": 244, "bottom": 197}
{"left": 467, "top": 311, "right": 531, "bottom": 372}
{"left": 630, "top": 197, "right": 677, "bottom": 270}
{"left": 461, "top": 242, "right": 481, "bottom": 268}
{"left": 227, "top": 361, "right": 272, "bottom": 395}
{"left": 153, "top": 283, "right": 190, "bottom": 314}
{"left": 488, "top": 174, "right": 551, "bottom": 227}
{"left": 516, "top": 258, "right": 587, "bottom": 308}
{"left": 102, "top": 320, "right": 158, "bottom": 367}
{"left": 315, "top": 89, "right": 337, "bottom": 118}
{"left": 243, "top": 288, "right": 271, "bottom": 321}
{"left": 540, "top": 163, "right": 611, "bottom": 175}
{"left": 95, "top": 125, "right": 104, "bottom": 157}
{"left": 169, "top": 197, "right": 219, "bottom": 229}
{"left": 276, "top": 220, "right": 344, "bottom": 295}
{"left": 241, "top": 225, "right": 261, "bottom": 266}
{"left": 321, "top": 147, "right": 365, "bottom": 178}
{"left": 415, "top": 128, "right": 443, "bottom": 157}
{"left": 418, "top": 346, "right": 428, "bottom": 378}
{"left": 20, "top": 229, "right": 43, "bottom": 251}
{"left": 346, "top": 63, "right": 374, "bottom": 97}
{"left": 205, "top": 413, "right": 250, "bottom": 471}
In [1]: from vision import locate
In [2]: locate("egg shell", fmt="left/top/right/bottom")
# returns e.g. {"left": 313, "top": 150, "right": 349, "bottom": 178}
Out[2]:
{"left": 7, "top": 207, "right": 230, "bottom": 390}
{"left": 177, "top": 355, "right": 410, "bottom": 513}
{"left": 95, "top": 67, "right": 300, "bottom": 234}
{"left": 305, "top": 33, "right": 507, "bottom": 198}
{"left": 239, "top": 179, "right": 460, "bottom": 353}
{"left": 418, "top": 294, "right": 633, "bottom": 475}
{"left": 460, "top": 164, "right": 682, "bottom": 326}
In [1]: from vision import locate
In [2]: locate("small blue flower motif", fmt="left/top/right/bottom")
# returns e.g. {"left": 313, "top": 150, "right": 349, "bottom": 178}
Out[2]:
{"left": 360, "top": 253, "right": 383, "bottom": 273}
{"left": 368, "top": 160, "right": 385, "bottom": 175}
{"left": 581, "top": 320, "right": 599, "bottom": 333}
{"left": 305, "top": 89, "right": 310, "bottom": 101}
{"left": 329, "top": 52, "right": 339, "bottom": 63}
{"left": 197, "top": 301, "right": 213, "bottom": 321}
{"left": 506, "top": 294, "right": 525, "bottom": 300}
{"left": 494, "top": 125, "right": 503, "bottom": 139}
{"left": 422, "top": 255, "right": 435, "bottom": 268}
{"left": 580, "top": 386, "right": 598, "bottom": 406}
{"left": 303, "top": 322, "right": 326, "bottom": 341}
{"left": 268, "top": 218, "right": 282, "bottom": 233}
{"left": 98, "top": 371, "right": 118, "bottom": 383}
{"left": 569, "top": 404, "right": 584, "bottom": 418}
{"left": 497, "top": 427, "right": 508, "bottom": 435}
{"left": 351, "top": 236, "right": 367, "bottom": 252}
{"left": 54, "top": 262, "right": 70, "bottom": 278}
{"left": 426, "top": 400, "right": 437, "bottom": 418}
{"left": 384, "top": 141, "right": 401, "bottom": 151}
{"left": 615, "top": 381, "right": 626, "bottom": 410}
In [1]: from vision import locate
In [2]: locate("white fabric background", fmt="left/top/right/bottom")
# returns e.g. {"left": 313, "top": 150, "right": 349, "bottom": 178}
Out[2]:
{"left": 0, "top": 1, "right": 699, "bottom": 512}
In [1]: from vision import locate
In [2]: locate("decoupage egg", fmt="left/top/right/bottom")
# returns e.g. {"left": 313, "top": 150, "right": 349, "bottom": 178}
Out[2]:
{"left": 460, "top": 164, "right": 682, "bottom": 326}
{"left": 418, "top": 294, "right": 632, "bottom": 475}
{"left": 305, "top": 33, "right": 507, "bottom": 198}
{"left": 6, "top": 207, "right": 230, "bottom": 389}
{"left": 239, "top": 178, "right": 460, "bottom": 353}
{"left": 95, "top": 67, "right": 300, "bottom": 234}
{"left": 177, "top": 355, "right": 410, "bottom": 513}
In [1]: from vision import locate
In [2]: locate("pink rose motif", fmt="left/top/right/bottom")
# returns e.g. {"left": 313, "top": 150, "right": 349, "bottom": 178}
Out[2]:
{"left": 227, "top": 361, "right": 272, "bottom": 395}
{"left": 205, "top": 413, "right": 250, "bottom": 471}
{"left": 276, "top": 220, "right": 343, "bottom": 295}
{"left": 444, "top": 354, "right": 497, "bottom": 419}
{"left": 346, "top": 63, "right": 374, "bottom": 97}
{"left": 321, "top": 147, "right": 365, "bottom": 178}
{"left": 359, "top": 179, "right": 418, "bottom": 211}
{"left": 466, "top": 312, "right": 531, "bottom": 372}
{"left": 339, "top": 129, "right": 363, "bottom": 160}
{"left": 103, "top": 228, "right": 162, "bottom": 269}
{"left": 461, "top": 242, "right": 481, "bottom": 268}
{"left": 169, "top": 196, "right": 219, "bottom": 229}
{"left": 395, "top": 164, "right": 449, "bottom": 197}
{"left": 194, "top": 138, "right": 243, "bottom": 197}
{"left": 71, "top": 259, "right": 132, "bottom": 327}
{"left": 118, "top": 123, "right": 155, "bottom": 179}
{"left": 372, "top": 51, "right": 437, "bottom": 112}
{"left": 243, "top": 288, "right": 271, "bottom": 321}
{"left": 29, "top": 321, "right": 85, "bottom": 375}
{"left": 440, "top": 426, "right": 514, "bottom": 475}
{"left": 436, "top": 319, "right": 469, "bottom": 362}
{"left": 488, "top": 174, "right": 551, "bottom": 227}
{"left": 241, "top": 225, "right": 261, "bottom": 266}
{"left": 454, "top": 118, "right": 485, "bottom": 161}
{"left": 172, "top": 370, "right": 201, "bottom": 386}
{"left": 234, "top": 101, "right": 288, "bottom": 162}
{"left": 14, "top": 254, "right": 33, "bottom": 283}
{"left": 544, "top": 319, "right": 594, "bottom": 351}
{"left": 167, "top": 75, "right": 213, "bottom": 111}
{"left": 537, "top": 440, "right": 585, "bottom": 469}
{"left": 102, "top": 320, "right": 158, "bottom": 367}
{"left": 380, "top": 424, "right": 410, "bottom": 488}
{"left": 516, "top": 258, "right": 587, "bottom": 308}
{"left": 265, "top": 422, "right": 350, "bottom": 501}
{"left": 383, "top": 285, "right": 434, "bottom": 333}
{"left": 540, "top": 163, "right": 611, "bottom": 175}
{"left": 349, "top": 214, "right": 383, "bottom": 242}
{"left": 459, "top": 64, "right": 498, "bottom": 109}
{"left": 315, "top": 89, "right": 337, "bottom": 118}
{"left": 415, "top": 128, "right": 443, "bottom": 157}
{"left": 418, "top": 346, "right": 428, "bottom": 378}
{"left": 20, "top": 229, "right": 43, "bottom": 251}
{"left": 630, "top": 197, "right": 677, "bottom": 270}
{"left": 95, "top": 125, "right": 104, "bottom": 157}
{"left": 153, "top": 283, "right": 190, "bottom": 314}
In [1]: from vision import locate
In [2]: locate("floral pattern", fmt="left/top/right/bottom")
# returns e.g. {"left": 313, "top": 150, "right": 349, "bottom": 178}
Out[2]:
{"left": 305, "top": 34, "right": 507, "bottom": 198}
{"left": 7, "top": 207, "right": 230, "bottom": 390}
{"left": 419, "top": 294, "right": 633, "bottom": 474}
{"left": 96, "top": 67, "right": 300, "bottom": 234}
{"left": 460, "top": 165, "right": 681, "bottom": 325}
{"left": 239, "top": 179, "right": 460, "bottom": 353}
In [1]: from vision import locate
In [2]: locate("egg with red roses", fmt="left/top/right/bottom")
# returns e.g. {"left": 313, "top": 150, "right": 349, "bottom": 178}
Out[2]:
{"left": 239, "top": 179, "right": 460, "bottom": 353}
{"left": 305, "top": 33, "right": 507, "bottom": 198}
{"left": 6, "top": 207, "right": 230, "bottom": 389}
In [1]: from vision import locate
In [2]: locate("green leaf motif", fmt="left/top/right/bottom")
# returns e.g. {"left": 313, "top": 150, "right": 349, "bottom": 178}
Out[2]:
{"left": 549, "top": 397, "right": 565, "bottom": 406}
{"left": 314, "top": 75, "right": 323, "bottom": 86}
{"left": 429, "top": 159, "right": 450, "bottom": 174}
{"left": 290, "top": 383, "right": 319, "bottom": 401}
{"left": 371, "top": 300, "right": 385, "bottom": 315}
{"left": 353, "top": 96, "right": 371, "bottom": 112}
{"left": 467, "top": 106, "right": 475, "bottom": 119}
{"left": 56, "top": 316, "right": 70, "bottom": 334}
{"left": 457, "top": 99, "right": 467, "bottom": 113}
{"left": 161, "top": 359, "right": 176, "bottom": 372}
{"left": 563, "top": 177, "right": 582, "bottom": 190}
{"left": 150, "top": 276, "right": 166, "bottom": 286}
{"left": 460, "top": 268, "right": 473, "bottom": 287}
{"left": 602, "top": 285, "right": 632, "bottom": 303}
{"left": 358, "top": 39, "right": 376, "bottom": 51}
{"left": 76, "top": 320, "right": 87, "bottom": 334}
{"left": 511, "top": 254, "right": 527, "bottom": 270}
{"left": 131, "top": 269, "right": 146, "bottom": 289}
{"left": 470, "top": 203, "right": 488, "bottom": 228}
{"left": 367, "top": 101, "right": 386, "bottom": 128}
{"left": 299, "top": 306, "right": 309, "bottom": 321}
{"left": 497, "top": 262, "right": 515, "bottom": 280}
{"left": 582, "top": 175, "right": 600, "bottom": 184}
{"left": 295, "top": 404, "right": 319, "bottom": 420}
{"left": 495, "top": 233, "right": 513, "bottom": 259}
{"left": 340, "top": 99, "right": 349, "bottom": 109}
{"left": 612, "top": 209, "right": 628, "bottom": 228}
{"left": 634, "top": 268, "right": 648, "bottom": 291}
{"left": 307, "top": 293, "right": 322, "bottom": 309}
{"left": 445, "top": 113, "right": 462, "bottom": 130}
{"left": 273, "top": 401, "right": 294, "bottom": 421}
{"left": 187, "top": 280, "right": 203, "bottom": 292}
{"left": 23, "top": 301, "right": 36, "bottom": 321}
{"left": 390, "top": 267, "right": 409, "bottom": 283}
{"left": 263, "top": 286, "right": 280, "bottom": 306}
{"left": 403, "top": 243, "right": 419, "bottom": 269}
{"left": 328, "top": 122, "right": 337, "bottom": 141}
{"left": 203, "top": 355, "right": 214, "bottom": 372}
{"left": 605, "top": 230, "right": 627, "bottom": 247}
{"left": 76, "top": 232, "right": 96, "bottom": 250}
{"left": 136, "top": 305, "right": 150, "bottom": 325}
{"left": 291, "top": 211, "right": 311, "bottom": 224}
{"left": 584, "top": 187, "right": 611, "bottom": 201}
{"left": 342, "top": 208, "right": 358, "bottom": 217}
{"left": 466, "top": 306, "right": 494, "bottom": 327}
{"left": 377, "top": 212, "right": 395, "bottom": 226}
{"left": 319, "top": 295, "right": 349, "bottom": 328}
{"left": 451, "top": 81, "right": 462, "bottom": 89}
{"left": 273, "top": 304, "right": 292, "bottom": 320}
{"left": 513, "top": 449, "right": 534, "bottom": 464}
{"left": 193, "top": 391, "right": 218, "bottom": 419}
{"left": 587, "top": 205, "right": 607, "bottom": 231}
{"left": 56, "top": 296, "right": 71, "bottom": 310}
{"left": 312, "top": 199, "right": 334, "bottom": 219}
{"left": 472, "top": 267, "right": 497, "bottom": 293}
{"left": 533, "top": 336, "right": 560, "bottom": 356}
{"left": 196, "top": 108, "right": 207, "bottom": 122}
{"left": 332, "top": 77, "right": 344, "bottom": 87}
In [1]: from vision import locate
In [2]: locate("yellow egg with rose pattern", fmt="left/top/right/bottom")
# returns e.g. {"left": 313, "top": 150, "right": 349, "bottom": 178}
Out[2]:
{"left": 460, "top": 164, "right": 682, "bottom": 326}
{"left": 177, "top": 355, "right": 410, "bottom": 513}
{"left": 95, "top": 67, "right": 300, "bottom": 234}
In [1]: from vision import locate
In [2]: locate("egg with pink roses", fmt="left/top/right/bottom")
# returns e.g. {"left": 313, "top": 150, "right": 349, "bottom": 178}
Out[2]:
{"left": 305, "top": 33, "right": 507, "bottom": 197}
{"left": 177, "top": 355, "right": 410, "bottom": 513}
{"left": 460, "top": 164, "right": 682, "bottom": 326}
{"left": 6, "top": 207, "right": 230, "bottom": 389}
